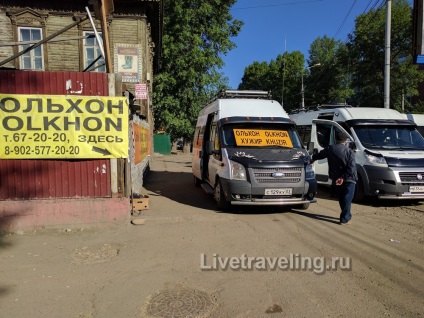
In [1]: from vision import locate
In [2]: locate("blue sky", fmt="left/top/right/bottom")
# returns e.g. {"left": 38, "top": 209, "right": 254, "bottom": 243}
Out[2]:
{"left": 220, "top": 0, "right": 413, "bottom": 89}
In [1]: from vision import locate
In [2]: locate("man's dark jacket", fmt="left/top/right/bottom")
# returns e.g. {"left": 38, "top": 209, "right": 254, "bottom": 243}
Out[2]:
{"left": 312, "top": 143, "right": 358, "bottom": 184}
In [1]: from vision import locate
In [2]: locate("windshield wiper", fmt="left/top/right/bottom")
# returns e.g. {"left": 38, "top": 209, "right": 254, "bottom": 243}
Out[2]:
{"left": 396, "top": 146, "right": 415, "bottom": 150}
{"left": 363, "top": 144, "right": 384, "bottom": 149}
{"left": 380, "top": 145, "right": 401, "bottom": 149}
{"left": 399, "top": 146, "right": 424, "bottom": 150}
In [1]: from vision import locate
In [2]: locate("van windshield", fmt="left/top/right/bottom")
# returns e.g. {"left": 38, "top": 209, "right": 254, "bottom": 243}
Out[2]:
{"left": 221, "top": 123, "right": 302, "bottom": 149}
{"left": 353, "top": 125, "right": 424, "bottom": 150}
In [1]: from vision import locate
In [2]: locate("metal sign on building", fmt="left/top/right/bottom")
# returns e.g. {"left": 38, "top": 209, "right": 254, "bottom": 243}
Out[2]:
{"left": 114, "top": 44, "right": 142, "bottom": 82}
{"left": 135, "top": 83, "right": 148, "bottom": 100}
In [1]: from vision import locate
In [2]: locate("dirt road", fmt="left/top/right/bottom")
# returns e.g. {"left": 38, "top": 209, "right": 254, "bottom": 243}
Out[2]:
{"left": 1, "top": 153, "right": 423, "bottom": 317}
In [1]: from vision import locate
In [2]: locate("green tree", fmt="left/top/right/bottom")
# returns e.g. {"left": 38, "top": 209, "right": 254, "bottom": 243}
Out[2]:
{"left": 347, "top": 0, "right": 424, "bottom": 108}
{"left": 238, "top": 51, "right": 305, "bottom": 113}
{"left": 238, "top": 61, "right": 270, "bottom": 91}
{"left": 275, "top": 51, "right": 305, "bottom": 112}
{"left": 409, "top": 100, "right": 424, "bottom": 114}
{"left": 307, "top": 36, "right": 353, "bottom": 105}
{"left": 153, "top": 0, "right": 243, "bottom": 142}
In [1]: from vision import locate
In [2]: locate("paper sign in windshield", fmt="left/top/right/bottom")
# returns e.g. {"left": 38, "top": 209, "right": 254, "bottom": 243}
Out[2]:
{"left": 233, "top": 129, "right": 293, "bottom": 147}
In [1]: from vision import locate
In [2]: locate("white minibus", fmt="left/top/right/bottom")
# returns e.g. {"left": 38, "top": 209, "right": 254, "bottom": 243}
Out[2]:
{"left": 192, "top": 90, "right": 317, "bottom": 211}
{"left": 290, "top": 105, "right": 424, "bottom": 202}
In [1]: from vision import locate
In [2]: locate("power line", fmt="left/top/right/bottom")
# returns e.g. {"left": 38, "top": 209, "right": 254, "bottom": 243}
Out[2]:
{"left": 291, "top": 0, "right": 386, "bottom": 104}
{"left": 334, "top": 0, "right": 358, "bottom": 39}
{"left": 305, "top": 0, "right": 387, "bottom": 100}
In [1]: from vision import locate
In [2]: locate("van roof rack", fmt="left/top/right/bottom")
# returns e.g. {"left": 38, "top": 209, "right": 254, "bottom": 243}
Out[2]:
{"left": 314, "top": 104, "right": 353, "bottom": 110}
{"left": 290, "top": 103, "right": 353, "bottom": 114}
{"left": 216, "top": 89, "right": 271, "bottom": 100}
{"left": 290, "top": 109, "right": 303, "bottom": 114}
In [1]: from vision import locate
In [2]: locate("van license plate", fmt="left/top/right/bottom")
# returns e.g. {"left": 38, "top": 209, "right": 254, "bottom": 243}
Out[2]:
{"left": 265, "top": 188, "right": 292, "bottom": 195}
{"left": 409, "top": 186, "right": 424, "bottom": 193}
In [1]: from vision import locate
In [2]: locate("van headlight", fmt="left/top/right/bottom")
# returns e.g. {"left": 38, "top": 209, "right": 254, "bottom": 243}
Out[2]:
{"left": 230, "top": 160, "right": 247, "bottom": 181}
{"left": 364, "top": 152, "right": 387, "bottom": 165}
{"left": 305, "top": 163, "right": 315, "bottom": 180}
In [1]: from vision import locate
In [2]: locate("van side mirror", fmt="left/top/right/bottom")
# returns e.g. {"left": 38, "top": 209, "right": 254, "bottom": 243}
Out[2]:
{"left": 206, "top": 140, "right": 214, "bottom": 155}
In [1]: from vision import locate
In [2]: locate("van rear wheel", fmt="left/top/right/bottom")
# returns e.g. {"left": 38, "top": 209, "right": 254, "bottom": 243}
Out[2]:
{"left": 214, "top": 180, "right": 231, "bottom": 211}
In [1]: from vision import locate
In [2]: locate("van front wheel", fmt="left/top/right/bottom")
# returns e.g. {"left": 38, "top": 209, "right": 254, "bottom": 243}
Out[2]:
{"left": 214, "top": 180, "right": 231, "bottom": 211}
{"left": 299, "top": 203, "right": 310, "bottom": 210}
{"left": 353, "top": 176, "right": 365, "bottom": 203}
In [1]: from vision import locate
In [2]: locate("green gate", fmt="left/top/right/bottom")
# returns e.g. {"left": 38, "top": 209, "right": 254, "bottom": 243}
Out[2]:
{"left": 153, "top": 134, "right": 171, "bottom": 155}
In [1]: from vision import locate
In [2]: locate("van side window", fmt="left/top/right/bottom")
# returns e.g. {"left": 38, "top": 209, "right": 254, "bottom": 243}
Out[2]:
{"left": 297, "top": 125, "right": 311, "bottom": 147}
{"left": 316, "top": 124, "right": 332, "bottom": 148}
{"left": 210, "top": 124, "right": 216, "bottom": 143}
{"left": 197, "top": 127, "right": 205, "bottom": 148}
{"left": 210, "top": 123, "right": 221, "bottom": 159}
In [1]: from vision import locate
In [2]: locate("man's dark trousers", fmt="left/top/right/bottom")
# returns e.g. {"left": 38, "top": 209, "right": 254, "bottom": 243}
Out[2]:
{"left": 337, "top": 182, "right": 355, "bottom": 223}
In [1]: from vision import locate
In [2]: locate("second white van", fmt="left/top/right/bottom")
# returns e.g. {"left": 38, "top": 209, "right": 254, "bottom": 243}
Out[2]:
{"left": 290, "top": 105, "right": 424, "bottom": 202}
{"left": 401, "top": 113, "right": 424, "bottom": 136}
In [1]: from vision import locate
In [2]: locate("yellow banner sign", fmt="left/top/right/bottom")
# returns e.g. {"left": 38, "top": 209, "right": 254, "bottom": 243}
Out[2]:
{"left": 0, "top": 94, "right": 129, "bottom": 159}
{"left": 133, "top": 123, "right": 150, "bottom": 165}
{"left": 234, "top": 129, "right": 293, "bottom": 147}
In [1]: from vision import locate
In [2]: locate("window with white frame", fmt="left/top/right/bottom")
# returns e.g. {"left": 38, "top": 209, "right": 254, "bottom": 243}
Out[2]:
{"left": 83, "top": 31, "right": 105, "bottom": 72}
{"left": 18, "top": 27, "right": 44, "bottom": 70}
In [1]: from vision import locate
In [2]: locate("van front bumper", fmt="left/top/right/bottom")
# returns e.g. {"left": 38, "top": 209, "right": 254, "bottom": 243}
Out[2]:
{"left": 363, "top": 165, "right": 424, "bottom": 200}
{"left": 220, "top": 178, "right": 317, "bottom": 206}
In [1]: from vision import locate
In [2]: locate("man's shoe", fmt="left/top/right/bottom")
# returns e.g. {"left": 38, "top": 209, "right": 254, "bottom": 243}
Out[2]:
{"left": 340, "top": 219, "right": 351, "bottom": 225}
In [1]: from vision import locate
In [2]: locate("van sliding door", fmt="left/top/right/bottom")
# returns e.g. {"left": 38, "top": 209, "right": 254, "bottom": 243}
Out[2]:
{"left": 311, "top": 119, "right": 354, "bottom": 184}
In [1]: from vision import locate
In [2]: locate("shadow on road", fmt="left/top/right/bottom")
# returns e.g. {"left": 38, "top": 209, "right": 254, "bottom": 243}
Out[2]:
{"left": 221, "top": 205, "right": 293, "bottom": 215}
{"left": 315, "top": 184, "right": 423, "bottom": 209}
{"left": 143, "top": 170, "right": 217, "bottom": 210}
{"left": 365, "top": 198, "right": 424, "bottom": 209}
{"left": 289, "top": 210, "right": 340, "bottom": 224}
{"left": 144, "top": 170, "right": 298, "bottom": 215}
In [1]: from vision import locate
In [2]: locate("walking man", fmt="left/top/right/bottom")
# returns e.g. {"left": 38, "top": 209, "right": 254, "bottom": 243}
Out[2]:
{"left": 310, "top": 130, "right": 357, "bottom": 224}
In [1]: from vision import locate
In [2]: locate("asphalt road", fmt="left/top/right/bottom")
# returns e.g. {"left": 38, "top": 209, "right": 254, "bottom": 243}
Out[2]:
{"left": 1, "top": 153, "right": 423, "bottom": 318}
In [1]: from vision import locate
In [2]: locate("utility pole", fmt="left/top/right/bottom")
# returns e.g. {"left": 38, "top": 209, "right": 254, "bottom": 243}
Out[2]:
{"left": 300, "top": 63, "right": 321, "bottom": 111}
{"left": 402, "top": 91, "right": 405, "bottom": 112}
{"left": 281, "top": 38, "right": 286, "bottom": 108}
{"left": 384, "top": 0, "right": 391, "bottom": 108}
{"left": 301, "top": 73, "right": 305, "bottom": 111}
